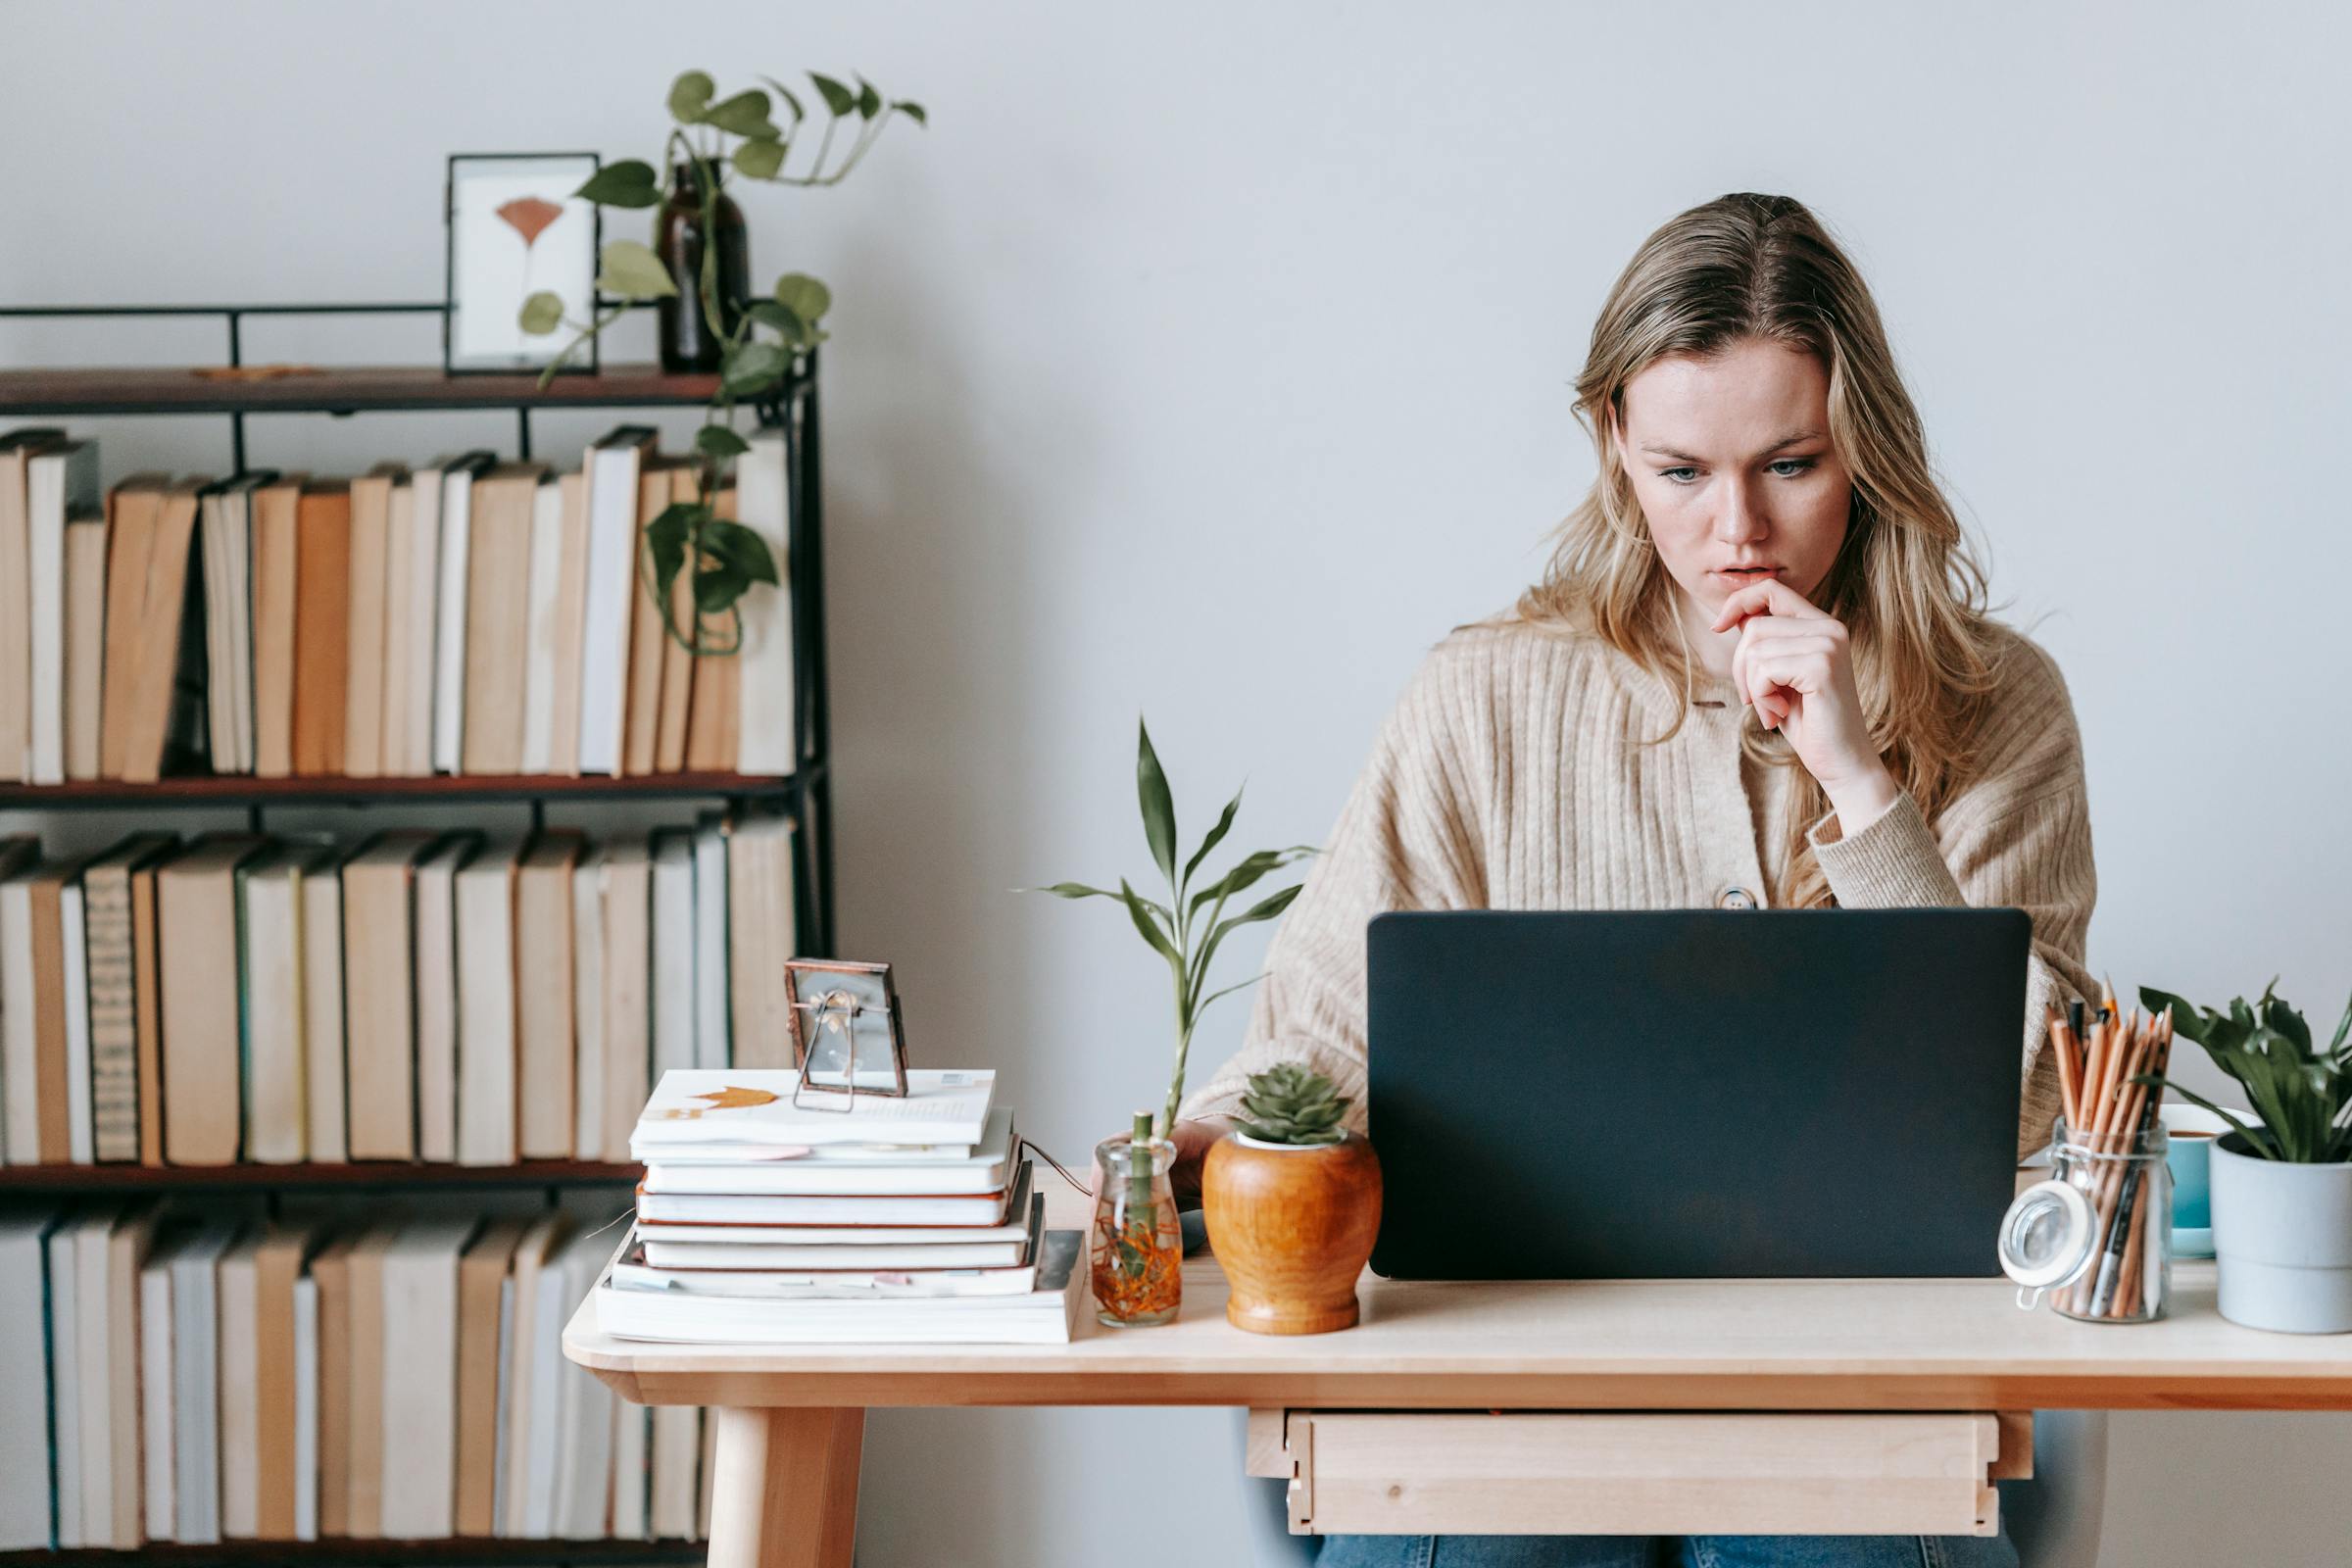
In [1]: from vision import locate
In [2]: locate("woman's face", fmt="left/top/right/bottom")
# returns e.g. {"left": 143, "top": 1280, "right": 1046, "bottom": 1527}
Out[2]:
{"left": 1608, "top": 338, "right": 1854, "bottom": 633}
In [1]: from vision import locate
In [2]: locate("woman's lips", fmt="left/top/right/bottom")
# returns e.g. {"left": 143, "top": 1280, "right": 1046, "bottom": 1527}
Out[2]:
{"left": 1714, "top": 566, "right": 1781, "bottom": 582}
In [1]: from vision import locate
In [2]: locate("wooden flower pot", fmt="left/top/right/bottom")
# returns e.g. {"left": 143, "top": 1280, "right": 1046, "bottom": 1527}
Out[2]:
{"left": 1202, "top": 1130, "right": 1383, "bottom": 1335}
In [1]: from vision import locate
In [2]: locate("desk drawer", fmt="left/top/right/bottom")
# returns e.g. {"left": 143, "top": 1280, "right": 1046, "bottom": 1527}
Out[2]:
{"left": 1249, "top": 1411, "right": 2022, "bottom": 1538}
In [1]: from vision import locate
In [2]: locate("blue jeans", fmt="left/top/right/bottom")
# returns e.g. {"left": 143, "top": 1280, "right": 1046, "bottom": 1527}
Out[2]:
{"left": 1315, "top": 1530, "right": 2020, "bottom": 1568}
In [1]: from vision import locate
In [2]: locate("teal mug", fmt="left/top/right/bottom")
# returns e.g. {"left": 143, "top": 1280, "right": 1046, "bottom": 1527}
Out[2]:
{"left": 2161, "top": 1102, "right": 2246, "bottom": 1258}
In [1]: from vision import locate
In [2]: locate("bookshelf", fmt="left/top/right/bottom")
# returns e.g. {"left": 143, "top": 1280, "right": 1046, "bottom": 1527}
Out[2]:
{"left": 0, "top": 302, "right": 833, "bottom": 1558}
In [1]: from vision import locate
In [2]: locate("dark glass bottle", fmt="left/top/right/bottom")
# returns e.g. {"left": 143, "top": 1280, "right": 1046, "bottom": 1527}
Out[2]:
{"left": 656, "top": 161, "right": 751, "bottom": 372}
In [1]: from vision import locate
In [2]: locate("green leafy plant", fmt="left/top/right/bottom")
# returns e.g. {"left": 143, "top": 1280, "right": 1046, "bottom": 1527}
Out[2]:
{"left": 1236, "top": 1062, "right": 1351, "bottom": 1146}
{"left": 1024, "top": 718, "right": 1318, "bottom": 1136}
{"left": 522, "top": 68, "right": 924, "bottom": 655}
{"left": 2138, "top": 981, "right": 2352, "bottom": 1162}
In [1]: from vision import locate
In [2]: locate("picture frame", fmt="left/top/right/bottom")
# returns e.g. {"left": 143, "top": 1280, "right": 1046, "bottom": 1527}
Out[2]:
{"left": 443, "top": 151, "right": 602, "bottom": 375}
{"left": 782, "top": 958, "right": 911, "bottom": 1104}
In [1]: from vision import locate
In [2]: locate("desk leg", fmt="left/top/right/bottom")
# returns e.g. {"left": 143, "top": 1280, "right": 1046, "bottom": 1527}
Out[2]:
{"left": 707, "top": 1406, "right": 865, "bottom": 1568}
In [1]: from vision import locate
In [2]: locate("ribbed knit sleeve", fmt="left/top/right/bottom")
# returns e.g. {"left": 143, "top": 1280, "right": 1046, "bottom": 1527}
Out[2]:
{"left": 1177, "top": 638, "right": 1492, "bottom": 1130}
{"left": 1807, "top": 631, "right": 2097, "bottom": 1157}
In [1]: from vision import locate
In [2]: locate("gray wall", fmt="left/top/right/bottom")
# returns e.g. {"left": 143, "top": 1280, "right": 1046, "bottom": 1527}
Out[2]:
{"left": 5, "top": 2, "right": 2348, "bottom": 1561}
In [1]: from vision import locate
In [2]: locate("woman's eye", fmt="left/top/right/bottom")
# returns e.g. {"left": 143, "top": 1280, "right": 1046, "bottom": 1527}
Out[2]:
{"left": 1660, "top": 467, "right": 1699, "bottom": 485}
{"left": 1769, "top": 459, "right": 1817, "bottom": 478}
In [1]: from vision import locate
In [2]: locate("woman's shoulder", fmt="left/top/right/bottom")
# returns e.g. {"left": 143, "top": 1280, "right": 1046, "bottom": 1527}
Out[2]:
{"left": 1974, "top": 617, "right": 2079, "bottom": 713}
{"left": 1411, "top": 612, "right": 1626, "bottom": 690}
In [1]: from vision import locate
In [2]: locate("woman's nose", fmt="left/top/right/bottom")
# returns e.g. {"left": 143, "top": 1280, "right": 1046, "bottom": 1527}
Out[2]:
{"left": 1713, "top": 476, "right": 1768, "bottom": 544}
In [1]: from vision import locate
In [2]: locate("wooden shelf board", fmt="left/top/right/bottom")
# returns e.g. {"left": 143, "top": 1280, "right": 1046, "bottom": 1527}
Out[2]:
{"left": 0, "top": 362, "right": 735, "bottom": 416}
{"left": 0, "top": 769, "right": 802, "bottom": 809}
{"left": 0, "top": 1160, "right": 640, "bottom": 1193}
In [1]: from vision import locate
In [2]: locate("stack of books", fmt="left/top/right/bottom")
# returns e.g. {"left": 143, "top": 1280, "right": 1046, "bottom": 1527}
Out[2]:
{"left": 594, "top": 1068, "right": 1085, "bottom": 1345}
{"left": 0, "top": 424, "right": 798, "bottom": 785}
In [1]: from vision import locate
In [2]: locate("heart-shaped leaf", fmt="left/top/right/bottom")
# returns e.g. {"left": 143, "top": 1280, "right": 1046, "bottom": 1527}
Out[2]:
{"left": 721, "top": 339, "right": 791, "bottom": 397}
{"left": 747, "top": 299, "right": 809, "bottom": 345}
{"left": 702, "top": 517, "right": 779, "bottom": 585}
{"left": 516, "top": 291, "right": 565, "bottom": 336}
{"left": 668, "top": 70, "right": 717, "bottom": 123}
{"left": 598, "top": 239, "right": 678, "bottom": 301}
{"left": 808, "top": 72, "right": 857, "bottom": 116}
{"left": 733, "top": 137, "right": 786, "bottom": 180}
{"left": 892, "top": 100, "right": 929, "bottom": 126}
{"left": 574, "top": 159, "right": 662, "bottom": 209}
{"left": 855, "top": 75, "right": 882, "bottom": 119}
{"left": 773, "top": 272, "right": 832, "bottom": 323}
{"left": 695, "top": 561, "right": 752, "bottom": 615}
{"left": 704, "top": 88, "right": 776, "bottom": 138}
{"left": 695, "top": 423, "right": 751, "bottom": 460}
{"left": 758, "top": 74, "right": 808, "bottom": 122}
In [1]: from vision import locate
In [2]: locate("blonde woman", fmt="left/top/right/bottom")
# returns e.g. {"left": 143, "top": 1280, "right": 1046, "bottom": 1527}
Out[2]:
{"left": 1174, "top": 192, "right": 2094, "bottom": 1568}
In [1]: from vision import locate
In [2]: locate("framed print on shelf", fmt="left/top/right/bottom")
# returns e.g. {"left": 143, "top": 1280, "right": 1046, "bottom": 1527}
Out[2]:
{"left": 443, "top": 152, "right": 601, "bottom": 375}
{"left": 782, "top": 958, "right": 910, "bottom": 1106}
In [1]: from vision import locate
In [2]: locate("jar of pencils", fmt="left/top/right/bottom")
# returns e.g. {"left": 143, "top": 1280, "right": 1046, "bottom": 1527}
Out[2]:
{"left": 2009, "top": 1116, "right": 2174, "bottom": 1323}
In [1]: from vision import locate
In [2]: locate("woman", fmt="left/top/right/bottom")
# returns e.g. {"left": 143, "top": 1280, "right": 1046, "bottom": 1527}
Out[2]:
{"left": 1171, "top": 193, "right": 2096, "bottom": 1568}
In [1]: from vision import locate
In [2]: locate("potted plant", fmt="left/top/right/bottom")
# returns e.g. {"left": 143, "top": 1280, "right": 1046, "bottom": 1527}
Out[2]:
{"left": 1202, "top": 1062, "right": 1383, "bottom": 1335}
{"left": 1024, "top": 718, "right": 1316, "bottom": 1325}
{"left": 2140, "top": 981, "right": 2352, "bottom": 1333}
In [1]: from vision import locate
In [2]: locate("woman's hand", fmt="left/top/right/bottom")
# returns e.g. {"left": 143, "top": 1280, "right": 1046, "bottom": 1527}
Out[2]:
{"left": 1709, "top": 578, "right": 1900, "bottom": 832}
{"left": 1167, "top": 1115, "right": 1234, "bottom": 1205}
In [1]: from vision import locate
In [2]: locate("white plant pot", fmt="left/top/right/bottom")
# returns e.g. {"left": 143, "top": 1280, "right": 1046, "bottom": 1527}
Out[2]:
{"left": 2210, "top": 1132, "right": 2352, "bottom": 1334}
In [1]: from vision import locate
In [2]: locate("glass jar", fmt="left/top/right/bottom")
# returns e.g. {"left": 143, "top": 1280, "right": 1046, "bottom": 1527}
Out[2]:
{"left": 2002, "top": 1115, "right": 2172, "bottom": 1323}
{"left": 656, "top": 161, "right": 751, "bottom": 372}
{"left": 1090, "top": 1120, "right": 1182, "bottom": 1328}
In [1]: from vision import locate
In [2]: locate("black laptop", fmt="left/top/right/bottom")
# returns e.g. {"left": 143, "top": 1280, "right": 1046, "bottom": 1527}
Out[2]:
{"left": 1365, "top": 908, "right": 2031, "bottom": 1281}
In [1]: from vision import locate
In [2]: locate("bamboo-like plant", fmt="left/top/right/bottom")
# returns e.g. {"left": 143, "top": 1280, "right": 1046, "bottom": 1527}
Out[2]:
{"left": 1024, "top": 718, "right": 1317, "bottom": 1136}
{"left": 2138, "top": 981, "right": 2352, "bottom": 1162}
{"left": 521, "top": 68, "right": 924, "bottom": 655}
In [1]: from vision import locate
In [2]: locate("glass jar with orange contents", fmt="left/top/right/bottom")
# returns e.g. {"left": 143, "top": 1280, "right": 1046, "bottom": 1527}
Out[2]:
{"left": 1091, "top": 1111, "right": 1183, "bottom": 1327}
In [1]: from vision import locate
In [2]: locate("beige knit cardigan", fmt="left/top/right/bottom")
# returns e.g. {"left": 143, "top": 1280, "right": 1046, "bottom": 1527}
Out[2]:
{"left": 1180, "top": 616, "right": 2096, "bottom": 1160}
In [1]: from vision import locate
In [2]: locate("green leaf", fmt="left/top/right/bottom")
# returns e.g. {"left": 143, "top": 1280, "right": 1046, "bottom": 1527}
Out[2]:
{"left": 773, "top": 272, "right": 832, "bottom": 324}
{"left": 746, "top": 300, "right": 811, "bottom": 346}
{"left": 1188, "top": 845, "right": 1318, "bottom": 920}
{"left": 516, "top": 291, "right": 565, "bottom": 336}
{"left": 574, "top": 159, "right": 662, "bottom": 210}
{"left": 1135, "top": 718, "right": 1178, "bottom": 886}
{"left": 808, "top": 72, "right": 857, "bottom": 116}
{"left": 643, "top": 502, "right": 701, "bottom": 601}
{"left": 597, "top": 239, "right": 678, "bottom": 301}
{"left": 1025, "top": 881, "right": 1122, "bottom": 901}
{"left": 1196, "top": 972, "right": 1267, "bottom": 1015}
{"left": 704, "top": 89, "right": 777, "bottom": 138}
{"left": 732, "top": 137, "right": 786, "bottom": 180}
{"left": 1181, "top": 785, "right": 1244, "bottom": 898}
{"left": 2138, "top": 987, "right": 2207, "bottom": 1040}
{"left": 668, "top": 70, "right": 717, "bottom": 124}
{"left": 695, "top": 423, "right": 751, "bottom": 460}
{"left": 855, "top": 75, "right": 883, "bottom": 118}
{"left": 701, "top": 518, "right": 779, "bottom": 586}
{"left": 721, "top": 339, "right": 791, "bottom": 396}
{"left": 892, "top": 100, "right": 928, "bottom": 126}
{"left": 758, "top": 75, "right": 807, "bottom": 122}
{"left": 1117, "top": 878, "right": 1184, "bottom": 967}
{"left": 694, "top": 562, "right": 751, "bottom": 615}
{"left": 1189, "top": 884, "right": 1305, "bottom": 1005}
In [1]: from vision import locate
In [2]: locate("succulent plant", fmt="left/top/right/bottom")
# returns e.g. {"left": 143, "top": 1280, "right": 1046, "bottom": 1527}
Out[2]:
{"left": 1236, "top": 1062, "right": 1351, "bottom": 1147}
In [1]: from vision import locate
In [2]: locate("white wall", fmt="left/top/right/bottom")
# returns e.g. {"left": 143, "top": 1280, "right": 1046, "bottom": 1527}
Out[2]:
{"left": 6, "top": 1, "right": 2349, "bottom": 1561}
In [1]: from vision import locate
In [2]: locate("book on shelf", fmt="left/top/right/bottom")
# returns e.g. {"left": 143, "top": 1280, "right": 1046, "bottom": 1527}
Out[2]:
{"left": 291, "top": 478, "right": 352, "bottom": 777}
{"left": 249, "top": 471, "right": 305, "bottom": 777}
{"left": 156, "top": 833, "right": 267, "bottom": 1165}
{"left": 342, "top": 462, "right": 406, "bottom": 779}
{"left": 24, "top": 439, "right": 99, "bottom": 785}
{"left": 429, "top": 452, "right": 495, "bottom": 775}
{"left": 0, "top": 430, "right": 66, "bottom": 786}
{"left": 199, "top": 470, "right": 270, "bottom": 775}
{"left": 416, "top": 832, "right": 484, "bottom": 1163}
{"left": 62, "top": 501, "right": 107, "bottom": 780}
{"left": 454, "top": 832, "right": 521, "bottom": 1164}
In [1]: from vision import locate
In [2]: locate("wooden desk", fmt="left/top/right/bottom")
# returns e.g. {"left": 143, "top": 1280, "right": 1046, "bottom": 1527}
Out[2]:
{"left": 564, "top": 1190, "right": 2352, "bottom": 1566}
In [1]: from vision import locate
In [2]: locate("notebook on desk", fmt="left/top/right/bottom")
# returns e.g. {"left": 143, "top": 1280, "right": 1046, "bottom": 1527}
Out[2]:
{"left": 1365, "top": 908, "right": 2031, "bottom": 1281}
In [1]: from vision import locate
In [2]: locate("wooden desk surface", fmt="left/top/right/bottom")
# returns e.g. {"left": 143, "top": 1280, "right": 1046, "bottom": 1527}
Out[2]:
{"left": 565, "top": 1190, "right": 2352, "bottom": 1414}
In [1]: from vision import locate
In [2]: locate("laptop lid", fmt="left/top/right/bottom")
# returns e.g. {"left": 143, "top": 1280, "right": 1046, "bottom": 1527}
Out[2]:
{"left": 1365, "top": 908, "right": 2031, "bottom": 1281}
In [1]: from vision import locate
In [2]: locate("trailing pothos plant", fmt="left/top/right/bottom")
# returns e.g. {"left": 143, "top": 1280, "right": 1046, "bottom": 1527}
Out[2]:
{"left": 1023, "top": 719, "right": 1319, "bottom": 1137}
{"left": 521, "top": 68, "right": 924, "bottom": 655}
{"left": 2138, "top": 981, "right": 2352, "bottom": 1162}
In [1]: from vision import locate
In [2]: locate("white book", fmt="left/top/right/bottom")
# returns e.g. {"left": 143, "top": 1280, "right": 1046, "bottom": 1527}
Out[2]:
{"left": 499, "top": 1212, "right": 570, "bottom": 1537}
{"left": 25, "top": 441, "right": 99, "bottom": 785}
{"left": 430, "top": 456, "right": 491, "bottom": 773}
{"left": 632, "top": 1067, "right": 998, "bottom": 1156}
{"left": 602, "top": 1227, "right": 1085, "bottom": 1346}
{"left": 414, "top": 833, "right": 479, "bottom": 1163}
{"left": 379, "top": 1215, "right": 479, "bottom": 1539}
{"left": 455, "top": 835, "right": 524, "bottom": 1164}
{"left": 578, "top": 426, "right": 657, "bottom": 774}
{"left": 611, "top": 1402, "right": 650, "bottom": 1540}
{"left": 0, "top": 869, "right": 39, "bottom": 1163}
{"left": 735, "top": 427, "right": 797, "bottom": 775}
{"left": 637, "top": 1185, "right": 1017, "bottom": 1227}
{"left": 519, "top": 475, "right": 564, "bottom": 773}
{"left": 293, "top": 1276, "right": 318, "bottom": 1542}
{"left": 200, "top": 474, "right": 266, "bottom": 772}
{"left": 492, "top": 1275, "right": 514, "bottom": 1534}
{"left": 570, "top": 849, "right": 607, "bottom": 1160}
{"left": 521, "top": 1227, "right": 574, "bottom": 1537}
{"left": 139, "top": 1231, "right": 179, "bottom": 1544}
{"left": 692, "top": 815, "right": 729, "bottom": 1069}
{"left": 72, "top": 1206, "right": 120, "bottom": 1543}
{"left": 637, "top": 1165, "right": 1034, "bottom": 1268}
{"left": 403, "top": 456, "right": 451, "bottom": 777}
{"left": 643, "top": 1107, "right": 1015, "bottom": 1196}
{"left": 172, "top": 1219, "right": 241, "bottom": 1544}
{"left": 552, "top": 1228, "right": 617, "bottom": 1539}
{"left": 242, "top": 845, "right": 327, "bottom": 1163}
{"left": 62, "top": 880, "right": 92, "bottom": 1162}
{"left": 216, "top": 1233, "right": 263, "bottom": 1539}
{"left": 47, "top": 1220, "right": 82, "bottom": 1545}
{"left": 651, "top": 831, "right": 695, "bottom": 1085}
{"left": 616, "top": 1200, "right": 1044, "bottom": 1299}
{"left": 301, "top": 856, "right": 347, "bottom": 1162}
{"left": 0, "top": 1216, "right": 54, "bottom": 1548}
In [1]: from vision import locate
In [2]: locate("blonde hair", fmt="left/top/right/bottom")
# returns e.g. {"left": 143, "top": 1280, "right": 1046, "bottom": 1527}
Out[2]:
{"left": 1501, "top": 192, "right": 2002, "bottom": 908}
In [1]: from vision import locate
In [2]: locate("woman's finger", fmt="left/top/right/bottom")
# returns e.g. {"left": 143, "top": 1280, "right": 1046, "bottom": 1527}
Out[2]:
{"left": 1709, "top": 576, "right": 1829, "bottom": 633}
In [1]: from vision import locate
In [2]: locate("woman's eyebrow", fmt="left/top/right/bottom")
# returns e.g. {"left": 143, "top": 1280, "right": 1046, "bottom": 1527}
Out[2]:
{"left": 1638, "top": 429, "right": 1825, "bottom": 463}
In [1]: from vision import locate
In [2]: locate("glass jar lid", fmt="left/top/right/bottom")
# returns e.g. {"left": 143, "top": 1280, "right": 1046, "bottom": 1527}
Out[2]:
{"left": 1997, "top": 1178, "right": 2099, "bottom": 1298}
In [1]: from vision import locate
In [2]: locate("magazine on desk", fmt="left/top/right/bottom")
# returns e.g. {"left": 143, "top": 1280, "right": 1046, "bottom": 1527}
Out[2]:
{"left": 628, "top": 1068, "right": 997, "bottom": 1158}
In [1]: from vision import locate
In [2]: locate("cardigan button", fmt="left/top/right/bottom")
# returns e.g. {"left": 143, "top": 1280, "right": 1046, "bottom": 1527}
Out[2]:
{"left": 1717, "top": 886, "right": 1758, "bottom": 909}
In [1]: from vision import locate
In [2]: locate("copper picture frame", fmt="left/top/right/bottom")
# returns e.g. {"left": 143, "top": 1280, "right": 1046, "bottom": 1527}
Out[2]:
{"left": 783, "top": 958, "right": 910, "bottom": 1108}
